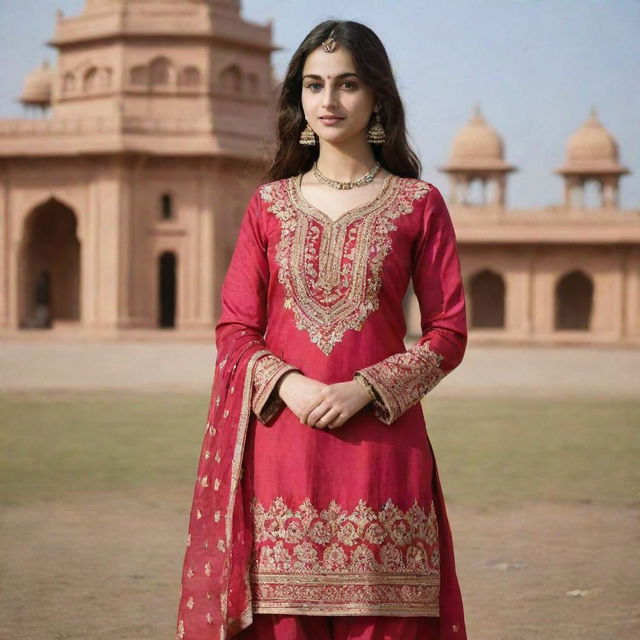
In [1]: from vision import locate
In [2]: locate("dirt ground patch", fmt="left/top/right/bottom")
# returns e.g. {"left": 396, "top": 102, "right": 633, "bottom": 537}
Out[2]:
{"left": 0, "top": 354, "right": 638, "bottom": 639}
{"left": 1, "top": 489, "right": 637, "bottom": 640}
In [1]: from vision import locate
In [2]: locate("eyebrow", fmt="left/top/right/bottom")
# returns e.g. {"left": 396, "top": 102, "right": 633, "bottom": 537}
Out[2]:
{"left": 302, "top": 72, "right": 359, "bottom": 81}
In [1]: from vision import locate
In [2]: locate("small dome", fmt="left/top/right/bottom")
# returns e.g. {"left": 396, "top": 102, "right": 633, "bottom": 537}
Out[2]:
{"left": 21, "top": 60, "right": 54, "bottom": 107}
{"left": 557, "top": 108, "right": 626, "bottom": 174}
{"left": 441, "top": 105, "right": 515, "bottom": 172}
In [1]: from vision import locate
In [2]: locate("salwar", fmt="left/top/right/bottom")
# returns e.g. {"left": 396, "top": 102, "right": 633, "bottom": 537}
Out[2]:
{"left": 234, "top": 613, "right": 439, "bottom": 640}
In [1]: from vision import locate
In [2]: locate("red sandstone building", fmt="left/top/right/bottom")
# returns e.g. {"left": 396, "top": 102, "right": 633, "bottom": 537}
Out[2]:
{"left": 1, "top": 0, "right": 638, "bottom": 345}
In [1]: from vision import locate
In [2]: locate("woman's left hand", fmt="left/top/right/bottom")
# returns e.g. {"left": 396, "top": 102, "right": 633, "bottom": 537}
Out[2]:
{"left": 298, "top": 380, "right": 371, "bottom": 429}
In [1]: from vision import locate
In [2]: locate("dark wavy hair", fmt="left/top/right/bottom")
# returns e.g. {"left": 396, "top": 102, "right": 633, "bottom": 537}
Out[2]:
{"left": 262, "top": 19, "right": 422, "bottom": 182}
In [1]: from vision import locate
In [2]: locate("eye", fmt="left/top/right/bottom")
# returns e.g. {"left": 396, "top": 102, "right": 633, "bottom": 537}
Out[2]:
{"left": 306, "top": 82, "right": 322, "bottom": 90}
{"left": 343, "top": 81, "right": 357, "bottom": 89}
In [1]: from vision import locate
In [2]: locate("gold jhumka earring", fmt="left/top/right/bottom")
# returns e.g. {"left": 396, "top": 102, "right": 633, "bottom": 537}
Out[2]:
{"left": 367, "top": 111, "right": 386, "bottom": 145}
{"left": 299, "top": 120, "right": 317, "bottom": 146}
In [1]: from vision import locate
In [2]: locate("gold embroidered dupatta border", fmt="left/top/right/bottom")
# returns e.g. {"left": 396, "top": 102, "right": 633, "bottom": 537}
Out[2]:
{"left": 176, "top": 335, "right": 270, "bottom": 640}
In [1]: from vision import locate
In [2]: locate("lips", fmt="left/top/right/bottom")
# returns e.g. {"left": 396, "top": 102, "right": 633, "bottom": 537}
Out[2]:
{"left": 319, "top": 116, "right": 344, "bottom": 125}
{"left": 319, "top": 116, "right": 344, "bottom": 120}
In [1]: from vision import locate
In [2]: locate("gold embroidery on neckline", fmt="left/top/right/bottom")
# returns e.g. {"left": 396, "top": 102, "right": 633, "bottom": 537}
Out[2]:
{"left": 259, "top": 177, "right": 432, "bottom": 355}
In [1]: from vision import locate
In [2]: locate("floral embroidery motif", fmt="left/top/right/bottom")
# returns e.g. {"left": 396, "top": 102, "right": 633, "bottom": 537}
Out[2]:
{"left": 259, "top": 176, "right": 432, "bottom": 355}
{"left": 355, "top": 340, "right": 446, "bottom": 424}
{"left": 176, "top": 619, "right": 185, "bottom": 640}
{"left": 249, "top": 495, "right": 439, "bottom": 616}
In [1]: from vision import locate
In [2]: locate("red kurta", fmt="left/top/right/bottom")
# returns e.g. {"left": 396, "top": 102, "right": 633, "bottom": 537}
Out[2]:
{"left": 176, "top": 173, "right": 468, "bottom": 640}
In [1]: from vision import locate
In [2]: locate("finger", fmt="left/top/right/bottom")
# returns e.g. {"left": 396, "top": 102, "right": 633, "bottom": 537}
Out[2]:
{"left": 307, "top": 404, "right": 330, "bottom": 428}
{"left": 315, "top": 407, "right": 340, "bottom": 429}
{"left": 309, "top": 407, "right": 330, "bottom": 428}
{"left": 299, "top": 397, "right": 319, "bottom": 424}
{"left": 303, "top": 398, "right": 331, "bottom": 426}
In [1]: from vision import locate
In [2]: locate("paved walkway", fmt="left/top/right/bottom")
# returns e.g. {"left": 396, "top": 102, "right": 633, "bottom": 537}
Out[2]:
{"left": 1, "top": 337, "right": 637, "bottom": 398}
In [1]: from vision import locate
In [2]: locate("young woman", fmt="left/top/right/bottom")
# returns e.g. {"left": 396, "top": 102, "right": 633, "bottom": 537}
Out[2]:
{"left": 176, "top": 19, "right": 468, "bottom": 640}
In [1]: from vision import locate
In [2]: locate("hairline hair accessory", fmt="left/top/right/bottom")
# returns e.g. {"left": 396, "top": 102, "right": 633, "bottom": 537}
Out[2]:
{"left": 321, "top": 27, "right": 337, "bottom": 53}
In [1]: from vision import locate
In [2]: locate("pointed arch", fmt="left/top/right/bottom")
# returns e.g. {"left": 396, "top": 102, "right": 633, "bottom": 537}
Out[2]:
{"left": 555, "top": 269, "right": 593, "bottom": 330}
{"left": 83, "top": 67, "right": 98, "bottom": 92}
{"left": 469, "top": 268, "right": 505, "bottom": 328}
{"left": 19, "top": 198, "right": 81, "bottom": 328}
{"left": 220, "top": 64, "right": 243, "bottom": 92}
{"left": 178, "top": 66, "right": 201, "bottom": 87}
{"left": 149, "top": 56, "right": 175, "bottom": 86}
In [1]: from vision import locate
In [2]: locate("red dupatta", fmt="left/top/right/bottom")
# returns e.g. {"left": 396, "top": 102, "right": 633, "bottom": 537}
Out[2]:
{"left": 175, "top": 187, "right": 278, "bottom": 639}
{"left": 175, "top": 328, "right": 266, "bottom": 640}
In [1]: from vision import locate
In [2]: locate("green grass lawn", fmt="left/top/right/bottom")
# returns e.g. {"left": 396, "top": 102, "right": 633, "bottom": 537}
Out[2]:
{"left": 1, "top": 391, "right": 638, "bottom": 509}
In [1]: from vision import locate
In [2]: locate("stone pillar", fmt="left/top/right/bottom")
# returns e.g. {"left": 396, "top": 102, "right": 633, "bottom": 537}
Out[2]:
{"left": 189, "top": 157, "right": 216, "bottom": 328}
{"left": 449, "top": 174, "right": 458, "bottom": 204}
{"left": 576, "top": 179, "right": 585, "bottom": 209}
{"left": 564, "top": 179, "right": 572, "bottom": 208}
{"left": 0, "top": 168, "right": 8, "bottom": 328}
{"left": 495, "top": 174, "right": 506, "bottom": 207}
{"left": 460, "top": 178, "right": 469, "bottom": 205}
{"left": 84, "top": 159, "right": 132, "bottom": 329}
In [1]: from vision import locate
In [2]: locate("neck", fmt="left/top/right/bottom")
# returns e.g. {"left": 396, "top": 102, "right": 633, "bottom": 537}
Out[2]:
{"left": 315, "top": 137, "right": 378, "bottom": 181}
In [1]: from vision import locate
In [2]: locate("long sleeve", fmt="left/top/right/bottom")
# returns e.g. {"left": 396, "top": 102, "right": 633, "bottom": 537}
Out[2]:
{"left": 353, "top": 185, "right": 467, "bottom": 425}
{"left": 215, "top": 187, "right": 300, "bottom": 424}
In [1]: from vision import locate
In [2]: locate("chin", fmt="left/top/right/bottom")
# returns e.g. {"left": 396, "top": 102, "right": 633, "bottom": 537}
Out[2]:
{"left": 318, "top": 131, "right": 359, "bottom": 146}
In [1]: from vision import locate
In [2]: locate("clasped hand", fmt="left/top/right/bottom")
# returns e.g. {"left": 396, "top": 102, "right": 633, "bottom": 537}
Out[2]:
{"left": 276, "top": 371, "right": 371, "bottom": 430}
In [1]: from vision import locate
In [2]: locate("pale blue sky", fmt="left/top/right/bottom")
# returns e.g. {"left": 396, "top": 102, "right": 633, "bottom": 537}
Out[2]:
{"left": 1, "top": 0, "right": 638, "bottom": 208}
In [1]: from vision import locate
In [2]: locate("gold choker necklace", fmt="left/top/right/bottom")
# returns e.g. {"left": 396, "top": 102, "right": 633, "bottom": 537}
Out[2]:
{"left": 312, "top": 161, "right": 382, "bottom": 190}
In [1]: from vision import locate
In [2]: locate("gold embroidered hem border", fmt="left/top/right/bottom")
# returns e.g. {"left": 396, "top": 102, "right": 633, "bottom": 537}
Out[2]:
{"left": 250, "top": 573, "right": 440, "bottom": 616}
{"left": 248, "top": 496, "right": 440, "bottom": 616}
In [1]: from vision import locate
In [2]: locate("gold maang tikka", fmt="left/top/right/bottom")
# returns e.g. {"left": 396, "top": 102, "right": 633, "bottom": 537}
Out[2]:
{"left": 322, "top": 27, "right": 337, "bottom": 53}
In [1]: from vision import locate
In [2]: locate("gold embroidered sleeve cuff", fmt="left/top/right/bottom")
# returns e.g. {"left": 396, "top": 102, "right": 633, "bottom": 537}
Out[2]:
{"left": 353, "top": 372, "right": 380, "bottom": 404}
{"left": 353, "top": 341, "right": 446, "bottom": 425}
{"left": 251, "top": 354, "right": 299, "bottom": 424}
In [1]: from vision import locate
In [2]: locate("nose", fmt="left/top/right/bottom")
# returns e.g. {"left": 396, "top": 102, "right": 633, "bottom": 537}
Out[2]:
{"left": 321, "top": 84, "right": 338, "bottom": 109}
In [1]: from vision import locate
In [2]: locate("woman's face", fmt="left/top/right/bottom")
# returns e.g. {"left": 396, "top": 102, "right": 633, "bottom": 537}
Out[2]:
{"left": 300, "top": 45, "right": 377, "bottom": 147}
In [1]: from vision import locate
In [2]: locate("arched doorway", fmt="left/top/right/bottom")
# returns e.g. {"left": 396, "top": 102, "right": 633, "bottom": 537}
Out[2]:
{"left": 469, "top": 269, "right": 505, "bottom": 328}
{"left": 555, "top": 270, "right": 593, "bottom": 330}
{"left": 158, "top": 251, "right": 177, "bottom": 328}
{"left": 19, "top": 199, "right": 80, "bottom": 328}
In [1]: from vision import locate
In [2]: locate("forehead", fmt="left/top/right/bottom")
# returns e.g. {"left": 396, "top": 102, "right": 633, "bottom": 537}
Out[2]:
{"left": 302, "top": 46, "right": 357, "bottom": 77}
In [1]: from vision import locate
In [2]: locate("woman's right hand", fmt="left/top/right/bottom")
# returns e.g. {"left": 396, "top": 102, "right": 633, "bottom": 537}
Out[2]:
{"left": 276, "top": 371, "right": 328, "bottom": 421}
